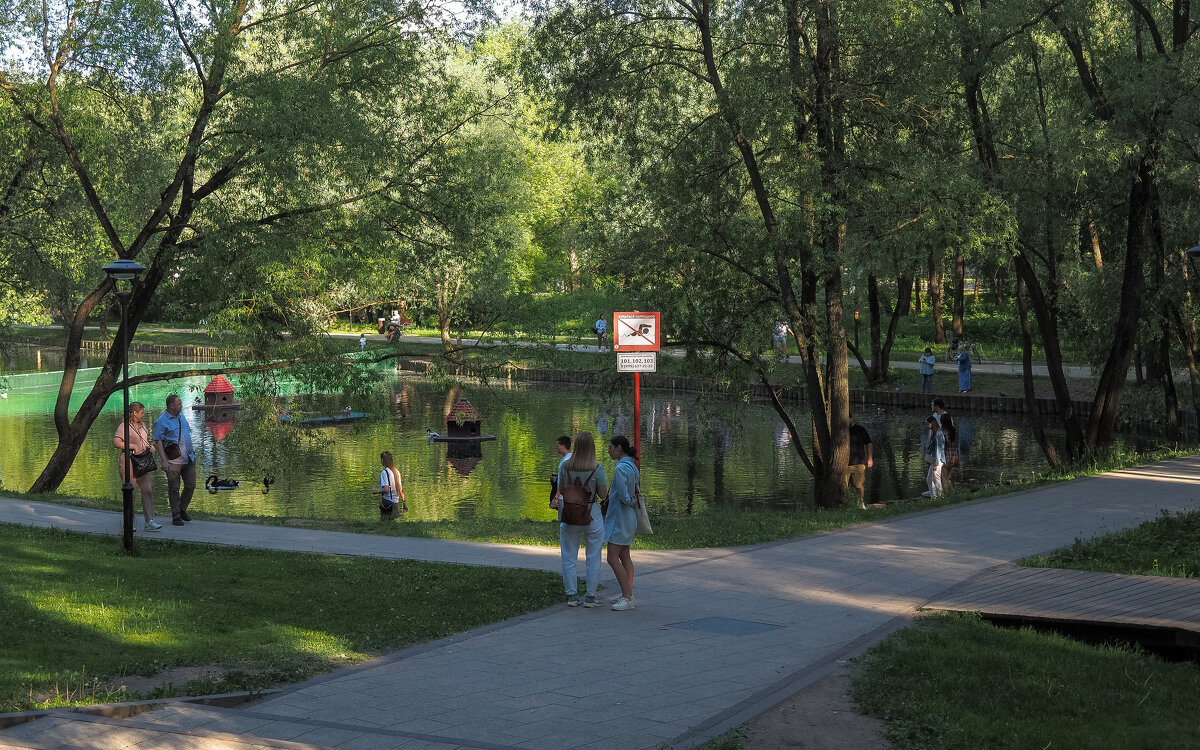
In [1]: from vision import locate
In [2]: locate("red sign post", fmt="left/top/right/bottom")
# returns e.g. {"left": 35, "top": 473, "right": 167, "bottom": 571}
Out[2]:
{"left": 613, "top": 312, "right": 661, "bottom": 464}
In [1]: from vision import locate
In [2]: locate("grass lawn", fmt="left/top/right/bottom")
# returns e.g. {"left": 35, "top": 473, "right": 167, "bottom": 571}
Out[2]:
{"left": 850, "top": 611, "right": 1200, "bottom": 750}
{"left": 850, "top": 509, "right": 1200, "bottom": 750}
{"left": 1022, "top": 509, "right": 1200, "bottom": 578}
{"left": 0, "top": 524, "right": 561, "bottom": 712}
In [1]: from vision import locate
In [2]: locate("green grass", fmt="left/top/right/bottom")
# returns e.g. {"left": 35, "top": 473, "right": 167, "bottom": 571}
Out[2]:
{"left": 0, "top": 524, "right": 561, "bottom": 712}
{"left": 850, "top": 505, "right": 1200, "bottom": 750}
{"left": 1022, "top": 509, "right": 1200, "bottom": 578}
{"left": 851, "top": 612, "right": 1200, "bottom": 750}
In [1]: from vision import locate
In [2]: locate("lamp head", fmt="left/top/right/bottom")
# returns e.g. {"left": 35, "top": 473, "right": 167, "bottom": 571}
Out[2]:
{"left": 102, "top": 259, "right": 146, "bottom": 282}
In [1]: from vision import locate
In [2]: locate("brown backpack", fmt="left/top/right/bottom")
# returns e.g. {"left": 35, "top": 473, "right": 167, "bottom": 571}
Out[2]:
{"left": 560, "top": 467, "right": 597, "bottom": 526}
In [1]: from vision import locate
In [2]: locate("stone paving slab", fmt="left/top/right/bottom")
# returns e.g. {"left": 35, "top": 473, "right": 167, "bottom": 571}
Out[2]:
{"left": 3, "top": 457, "right": 1200, "bottom": 748}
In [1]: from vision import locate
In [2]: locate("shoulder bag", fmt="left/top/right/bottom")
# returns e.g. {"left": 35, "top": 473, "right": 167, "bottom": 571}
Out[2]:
{"left": 633, "top": 481, "right": 653, "bottom": 535}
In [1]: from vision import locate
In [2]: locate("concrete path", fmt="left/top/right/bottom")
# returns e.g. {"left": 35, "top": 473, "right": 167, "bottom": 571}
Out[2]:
{"left": 3, "top": 457, "right": 1200, "bottom": 749}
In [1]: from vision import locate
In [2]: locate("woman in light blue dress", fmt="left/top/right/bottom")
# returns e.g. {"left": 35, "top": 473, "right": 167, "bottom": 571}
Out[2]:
{"left": 604, "top": 435, "right": 641, "bottom": 611}
{"left": 956, "top": 347, "right": 972, "bottom": 392}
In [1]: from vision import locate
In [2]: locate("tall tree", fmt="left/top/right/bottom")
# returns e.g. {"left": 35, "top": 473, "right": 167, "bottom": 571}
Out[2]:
{"left": 1, "top": 0, "right": 464, "bottom": 490}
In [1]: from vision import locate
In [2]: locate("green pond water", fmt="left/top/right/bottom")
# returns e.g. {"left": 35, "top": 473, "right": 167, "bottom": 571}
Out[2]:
{"left": 1, "top": 348, "right": 1058, "bottom": 520}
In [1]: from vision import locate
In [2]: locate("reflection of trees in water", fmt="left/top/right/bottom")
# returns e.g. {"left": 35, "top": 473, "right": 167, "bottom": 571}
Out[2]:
{"left": 709, "top": 418, "right": 732, "bottom": 503}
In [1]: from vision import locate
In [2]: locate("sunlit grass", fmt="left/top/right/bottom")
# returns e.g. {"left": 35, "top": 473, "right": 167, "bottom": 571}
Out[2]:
{"left": 851, "top": 612, "right": 1200, "bottom": 750}
{"left": 1022, "top": 509, "right": 1200, "bottom": 578}
{"left": 0, "top": 524, "right": 561, "bottom": 712}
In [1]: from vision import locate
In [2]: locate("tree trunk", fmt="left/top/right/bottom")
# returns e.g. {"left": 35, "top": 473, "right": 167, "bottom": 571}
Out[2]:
{"left": 1017, "top": 275, "right": 1062, "bottom": 470}
{"left": 929, "top": 249, "right": 944, "bottom": 344}
{"left": 1086, "top": 155, "right": 1152, "bottom": 447}
{"left": 868, "top": 273, "right": 883, "bottom": 383}
{"left": 952, "top": 249, "right": 965, "bottom": 336}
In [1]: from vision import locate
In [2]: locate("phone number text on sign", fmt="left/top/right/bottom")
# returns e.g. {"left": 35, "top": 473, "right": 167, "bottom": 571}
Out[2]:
{"left": 616, "top": 353, "right": 657, "bottom": 372}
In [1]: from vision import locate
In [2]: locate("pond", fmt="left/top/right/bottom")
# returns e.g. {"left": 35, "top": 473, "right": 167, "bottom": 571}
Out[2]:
{"left": 0, "top": 359, "right": 1058, "bottom": 521}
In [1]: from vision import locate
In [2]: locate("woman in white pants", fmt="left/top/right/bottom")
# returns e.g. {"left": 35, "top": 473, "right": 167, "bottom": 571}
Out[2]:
{"left": 556, "top": 432, "right": 609, "bottom": 607}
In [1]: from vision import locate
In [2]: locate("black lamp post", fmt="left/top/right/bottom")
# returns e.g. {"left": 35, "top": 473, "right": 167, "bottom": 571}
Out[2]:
{"left": 103, "top": 258, "right": 146, "bottom": 553}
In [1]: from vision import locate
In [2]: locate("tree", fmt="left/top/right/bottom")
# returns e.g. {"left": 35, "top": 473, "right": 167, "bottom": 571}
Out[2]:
{"left": 528, "top": 0, "right": 891, "bottom": 505}
{"left": 1, "top": 0, "right": 467, "bottom": 491}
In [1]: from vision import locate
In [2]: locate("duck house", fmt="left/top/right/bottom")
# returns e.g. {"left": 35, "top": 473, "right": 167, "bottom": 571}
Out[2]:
{"left": 192, "top": 374, "right": 241, "bottom": 411}
{"left": 430, "top": 399, "right": 497, "bottom": 443}
{"left": 446, "top": 399, "right": 482, "bottom": 438}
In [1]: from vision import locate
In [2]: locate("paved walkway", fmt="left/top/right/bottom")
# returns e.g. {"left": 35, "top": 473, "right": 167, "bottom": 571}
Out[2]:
{"left": 3, "top": 458, "right": 1200, "bottom": 749}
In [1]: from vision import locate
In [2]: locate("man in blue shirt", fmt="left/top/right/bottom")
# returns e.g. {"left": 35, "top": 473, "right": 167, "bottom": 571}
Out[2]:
{"left": 153, "top": 394, "right": 196, "bottom": 526}
{"left": 594, "top": 316, "right": 607, "bottom": 349}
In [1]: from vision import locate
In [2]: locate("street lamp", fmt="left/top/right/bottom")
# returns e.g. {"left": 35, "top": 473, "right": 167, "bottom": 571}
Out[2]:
{"left": 103, "top": 258, "right": 146, "bottom": 553}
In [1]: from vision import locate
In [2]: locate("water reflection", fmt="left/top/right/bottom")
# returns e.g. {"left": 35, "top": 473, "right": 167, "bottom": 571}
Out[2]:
{"left": 0, "top": 373, "right": 1066, "bottom": 522}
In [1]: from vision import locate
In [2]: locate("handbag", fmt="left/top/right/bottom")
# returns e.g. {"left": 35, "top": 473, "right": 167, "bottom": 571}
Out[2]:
{"left": 163, "top": 441, "right": 182, "bottom": 461}
{"left": 633, "top": 482, "right": 653, "bottom": 535}
{"left": 560, "top": 467, "right": 597, "bottom": 526}
{"left": 130, "top": 450, "right": 156, "bottom": 478}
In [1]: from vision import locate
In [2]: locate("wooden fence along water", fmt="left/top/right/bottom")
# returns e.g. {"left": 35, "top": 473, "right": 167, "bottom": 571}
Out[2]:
{"left": 10, "top": 336, "right": 228, "bottom": 360}
{"left": 395, "top": 358, "right": 1197, "bottom": 435}
{"left": 6, "top": 338, "right": 1190, "bottom": 434}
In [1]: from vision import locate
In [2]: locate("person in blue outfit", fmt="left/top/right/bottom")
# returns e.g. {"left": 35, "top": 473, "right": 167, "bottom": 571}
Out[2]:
{"left": 153, "top": 394, "right": 196, "bottom": 526}
{"left": 604, "top": 435, "right": 642, "bottom": 611}
{"left": 557, "top": 432, "right": 608, "bottom": 608}
{"left": 956, "top": 346, "right": 972, "bottom": 392}
{"left": 918, "top": 347, "right": 937, "bottom": 393}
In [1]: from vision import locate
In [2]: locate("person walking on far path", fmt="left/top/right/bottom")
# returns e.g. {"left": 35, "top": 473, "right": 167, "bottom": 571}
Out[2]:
{"left": 957, "top": 346, "right": 973, "bottom": 392}
{"left": 153, "top": 394, "right": 196, "bottom": 526}
{"left": 115, "top": 401, "right": 160, "bottom": 531}
{"left": 605, "top": 435, "right": 642, "bottom": 611}
{"left": 918, "top": 348, "right": 937, "bottom": 394}
{"left": 359, "top": 333, "right": 366, "bottom": 352}
{"left": 594, "top": 316, "right": 607, "bottom": 349}
{"left": 846, "top": 415, "right": 873, "bottom": 507}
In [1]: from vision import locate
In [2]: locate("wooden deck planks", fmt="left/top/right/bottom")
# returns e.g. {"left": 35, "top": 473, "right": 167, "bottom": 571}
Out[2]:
{"left": 922, "top": 565, "right": 1200, "bottom": 633}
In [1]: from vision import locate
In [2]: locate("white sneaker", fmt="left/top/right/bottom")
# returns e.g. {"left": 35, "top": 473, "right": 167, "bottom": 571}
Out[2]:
{"left": 611, "top": 597, "right": 636, "bottom": 611}
{"left": 921, "top": 491, "right": 932, "bottom": 497}
{"left": 144, "top": 519, "right": 163, "bottom": 531}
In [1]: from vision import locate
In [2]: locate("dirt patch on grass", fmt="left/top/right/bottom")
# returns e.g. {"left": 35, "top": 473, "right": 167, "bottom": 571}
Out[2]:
{"left": 742, "top": 665, "right": 890, "bottom": 750}
{"left": 118, "top": 665, "right": 227, "bottom": 694}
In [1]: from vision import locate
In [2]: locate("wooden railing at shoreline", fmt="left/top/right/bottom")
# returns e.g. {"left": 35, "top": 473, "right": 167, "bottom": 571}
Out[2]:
{"left": 9, "top": 336, "right": 1187, "bottom": 435}
{"left": 10, "top": 336, "right": 235, "bottom": 360}
{"left": 397, "top": 357, "right": 1197, "bottom": 436}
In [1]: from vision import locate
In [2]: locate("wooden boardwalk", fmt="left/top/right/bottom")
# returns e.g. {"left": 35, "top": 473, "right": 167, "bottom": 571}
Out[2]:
{"left": 922, "top": 565, "right": 1200, "bottom": 648}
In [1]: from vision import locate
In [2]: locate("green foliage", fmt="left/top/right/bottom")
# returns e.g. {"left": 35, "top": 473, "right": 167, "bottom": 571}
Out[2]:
{"left": 0, "top": 524, "right": 561, "bottom": 711}
{"left": 851, "top": 612, "right": 1200, "bottom": 750}
{"left": 1022, "top": 510, "right": 1200, "bottom": 579}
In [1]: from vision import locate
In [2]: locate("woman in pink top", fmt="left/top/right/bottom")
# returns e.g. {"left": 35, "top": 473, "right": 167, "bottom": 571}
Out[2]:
{"left": 113, "top": 402, "right": 161, "bottom": 531}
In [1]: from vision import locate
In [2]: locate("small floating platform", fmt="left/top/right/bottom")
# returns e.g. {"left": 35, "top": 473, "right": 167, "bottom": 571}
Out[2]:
{"left": 279, "top": 411, "right": 372, "bottom": 426}
{"left": 192, "top": 403, "right": 241, "bottom": 412}
{"left": 429, "top": 434, "right": 496, "bottom": 443}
